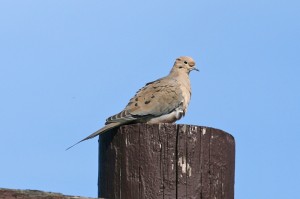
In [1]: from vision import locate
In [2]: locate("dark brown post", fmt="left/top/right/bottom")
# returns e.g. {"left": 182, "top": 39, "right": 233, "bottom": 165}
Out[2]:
{"left": 98, "top": 124, "right": 235, "bottom": 199}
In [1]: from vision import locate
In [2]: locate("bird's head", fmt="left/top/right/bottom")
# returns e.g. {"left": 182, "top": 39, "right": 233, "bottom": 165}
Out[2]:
{"left": 172, "top": 56, "right": 198, "bottom": 74}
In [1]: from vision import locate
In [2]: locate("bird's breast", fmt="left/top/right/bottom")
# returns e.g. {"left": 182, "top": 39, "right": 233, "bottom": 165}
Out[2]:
{"left": 179, "top": 76, "right": 191, "bottom": 113}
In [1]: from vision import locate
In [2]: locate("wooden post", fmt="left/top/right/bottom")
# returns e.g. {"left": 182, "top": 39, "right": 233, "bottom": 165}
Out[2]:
{"left": 98, "top": 124, "right": 235, "bottom": 199}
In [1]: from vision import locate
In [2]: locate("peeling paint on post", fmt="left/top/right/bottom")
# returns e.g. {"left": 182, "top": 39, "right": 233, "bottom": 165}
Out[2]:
{"left": 98, "top": 124, "right": 235, "bottom": 199}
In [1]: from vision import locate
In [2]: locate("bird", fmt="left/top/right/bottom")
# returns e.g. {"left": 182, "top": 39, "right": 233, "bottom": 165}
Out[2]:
{"left": 66, "top": 56, "right": 198, "bottom": 150}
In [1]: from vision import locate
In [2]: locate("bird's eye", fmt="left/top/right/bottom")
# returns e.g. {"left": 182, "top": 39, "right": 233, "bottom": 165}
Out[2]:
{"left": 184, "top": 61, "right": 188, "bottom": 64}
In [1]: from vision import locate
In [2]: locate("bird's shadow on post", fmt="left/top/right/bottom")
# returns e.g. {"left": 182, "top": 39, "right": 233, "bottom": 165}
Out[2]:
{"left": 98, "top": 128, "right": 118, "bottom": 197}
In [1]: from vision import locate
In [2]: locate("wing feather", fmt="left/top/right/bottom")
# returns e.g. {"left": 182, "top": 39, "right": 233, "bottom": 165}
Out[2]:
{"left": 105, "top": 77, "right": 183, "bottom": 124}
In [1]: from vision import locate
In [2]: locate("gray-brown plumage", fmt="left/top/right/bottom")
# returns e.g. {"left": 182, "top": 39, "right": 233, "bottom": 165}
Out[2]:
{"left": 66, "top": 56, "right": 198, "bottom": 150}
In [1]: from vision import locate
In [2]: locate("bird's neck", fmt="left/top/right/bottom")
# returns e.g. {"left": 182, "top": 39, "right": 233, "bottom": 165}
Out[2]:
{"left": 169, "top": 69, "right": 191, "bottom": 88}
{"left": 169, "top": 69, "right": 189, "bottom": 79}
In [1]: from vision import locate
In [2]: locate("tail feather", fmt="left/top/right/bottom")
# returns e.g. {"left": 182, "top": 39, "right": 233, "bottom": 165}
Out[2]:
{"left": 66, "top": 122, "right": 121, "bottom": 150}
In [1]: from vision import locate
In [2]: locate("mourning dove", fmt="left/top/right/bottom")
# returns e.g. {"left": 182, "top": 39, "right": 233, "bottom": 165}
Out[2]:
{"left": 66, "top": 56, "right": 198, "bottom": 150}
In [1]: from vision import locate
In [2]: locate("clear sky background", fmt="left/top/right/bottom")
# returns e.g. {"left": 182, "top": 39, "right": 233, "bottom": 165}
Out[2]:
{"left": 1, "top": 0, "right": 299, "bottom": 198}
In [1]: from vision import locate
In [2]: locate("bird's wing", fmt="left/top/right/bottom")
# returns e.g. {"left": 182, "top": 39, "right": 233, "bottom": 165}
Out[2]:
{"left": 105, "top": 77, "right": 183, "bottom": 124}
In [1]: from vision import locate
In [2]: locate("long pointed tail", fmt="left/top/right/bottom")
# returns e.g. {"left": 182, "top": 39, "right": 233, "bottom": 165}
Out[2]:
{"left": 66, "top": 122, "right": 121, "bottom": 150}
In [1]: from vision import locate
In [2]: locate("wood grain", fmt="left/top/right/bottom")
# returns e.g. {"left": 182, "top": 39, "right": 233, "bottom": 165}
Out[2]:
{"left": 98, "top": 124, "right": 235, "bottom": 199}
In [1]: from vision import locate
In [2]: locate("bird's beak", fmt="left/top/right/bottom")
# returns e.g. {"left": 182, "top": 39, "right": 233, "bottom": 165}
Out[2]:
{"left": 193, "top": 67, "right": 199, "bottom": 72}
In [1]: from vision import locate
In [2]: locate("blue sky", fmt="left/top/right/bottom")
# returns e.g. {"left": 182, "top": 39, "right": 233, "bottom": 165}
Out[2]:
{"left": 1, "top": 0, "right": 299, "bottom": 198}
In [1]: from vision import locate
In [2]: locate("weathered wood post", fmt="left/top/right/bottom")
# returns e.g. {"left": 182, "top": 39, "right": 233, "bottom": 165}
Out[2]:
{"left": 98, "top": 124, "right": 235, "bottom": 199}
